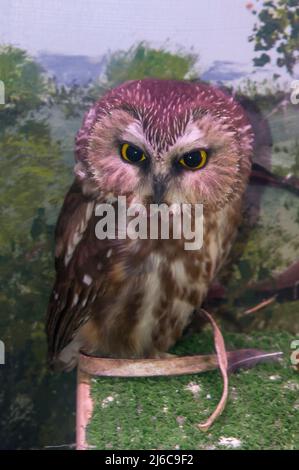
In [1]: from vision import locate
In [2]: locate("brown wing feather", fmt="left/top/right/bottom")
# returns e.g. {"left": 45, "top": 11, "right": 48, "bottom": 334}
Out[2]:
{"left": 46, "top": 180, "right": 107, "bottom": 364}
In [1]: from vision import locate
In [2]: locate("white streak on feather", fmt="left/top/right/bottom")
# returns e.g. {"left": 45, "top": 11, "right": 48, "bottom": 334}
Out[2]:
{"left": 64, "top": 201, "right": 94, "bottom": 266}
{"left": 72, "top": 293, "right": 79, "bottom": 307}
{"left": 83, "top": 274, "right": 92, "bottom": 286}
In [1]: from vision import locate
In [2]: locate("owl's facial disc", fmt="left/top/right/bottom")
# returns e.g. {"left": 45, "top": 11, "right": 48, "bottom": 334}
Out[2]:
{"left": 87, "top": 107, "right": 251, "bottom": 209}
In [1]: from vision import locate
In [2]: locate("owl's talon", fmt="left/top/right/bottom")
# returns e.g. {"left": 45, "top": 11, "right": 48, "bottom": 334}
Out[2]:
{"left": 150, "top": 351, "right": 176, "bottom": 359}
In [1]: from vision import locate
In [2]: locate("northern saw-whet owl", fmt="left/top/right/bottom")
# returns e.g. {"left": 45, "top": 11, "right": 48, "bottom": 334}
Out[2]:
{"left": 46, "top": 79, "right": 254, "bottom": 370}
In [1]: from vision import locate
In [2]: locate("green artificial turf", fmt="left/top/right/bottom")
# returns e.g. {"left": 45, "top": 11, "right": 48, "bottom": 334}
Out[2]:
{"left": 87, "top": 330, "right": 299, "bottom": 450}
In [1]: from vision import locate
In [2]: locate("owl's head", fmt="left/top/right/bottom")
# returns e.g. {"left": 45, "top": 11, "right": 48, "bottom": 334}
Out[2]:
{"left": 75, "top": 79, "right": 253, "bottom": 209}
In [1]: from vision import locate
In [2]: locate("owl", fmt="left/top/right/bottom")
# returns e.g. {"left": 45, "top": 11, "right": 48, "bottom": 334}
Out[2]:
{"left": 46, "top": 79, "right": 254, "bottom": 371}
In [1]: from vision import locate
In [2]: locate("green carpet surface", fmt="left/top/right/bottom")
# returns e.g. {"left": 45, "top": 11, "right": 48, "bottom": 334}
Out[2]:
{"left": 87, "top": 330, "right": 299, "bottom": 450}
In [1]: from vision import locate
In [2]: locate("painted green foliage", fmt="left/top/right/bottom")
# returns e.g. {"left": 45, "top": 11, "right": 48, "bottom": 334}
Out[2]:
{"left": 249, "top": 0, "right": 299, "bottom": 73}
{"left": 0, "top": 45, "right": 47, "bottom": 129}
{"left": 0, "top": 45, "right": 75, "bottom": 450}
{"left": 104, "top": 42, "right": 198, "bottom": 85}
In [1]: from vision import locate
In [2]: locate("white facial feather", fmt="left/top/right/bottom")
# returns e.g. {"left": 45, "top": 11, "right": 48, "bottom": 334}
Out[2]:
{"left": 122, "top": 121, "right": 155, "bottom": 156}
{"left": 167, "top": 121, "right": 207, "bottom": 155}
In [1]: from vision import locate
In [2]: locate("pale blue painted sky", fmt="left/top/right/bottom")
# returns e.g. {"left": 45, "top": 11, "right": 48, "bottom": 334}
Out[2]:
{"left": 0, "top": 0, "right": 256, "bottom": 69}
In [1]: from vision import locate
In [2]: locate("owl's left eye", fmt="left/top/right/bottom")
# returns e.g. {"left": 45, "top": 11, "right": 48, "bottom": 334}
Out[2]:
{"left": 120, "top": 143, "right": 146, "bottom": 164}
{"left": 178, "top": 149, "right": 208, "bottom": 170}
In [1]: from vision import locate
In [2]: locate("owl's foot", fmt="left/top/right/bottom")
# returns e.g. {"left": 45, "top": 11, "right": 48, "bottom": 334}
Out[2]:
{"left": 149, "top": 351, "right": 176, "bottom": 359}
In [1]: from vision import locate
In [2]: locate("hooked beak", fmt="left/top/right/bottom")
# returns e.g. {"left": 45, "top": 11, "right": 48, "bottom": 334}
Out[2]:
{"left": 152, "top": 175, "right": 168, "bottom": 204}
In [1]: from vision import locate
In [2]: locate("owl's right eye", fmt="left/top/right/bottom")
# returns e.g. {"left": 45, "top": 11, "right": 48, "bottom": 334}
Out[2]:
{"left": 120, "top": 143, "right": 147, "bottom": 164}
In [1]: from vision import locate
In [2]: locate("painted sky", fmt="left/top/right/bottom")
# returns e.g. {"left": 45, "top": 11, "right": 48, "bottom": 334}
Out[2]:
{"left": 1, "top": 0, "right": 256, "bottom": 68}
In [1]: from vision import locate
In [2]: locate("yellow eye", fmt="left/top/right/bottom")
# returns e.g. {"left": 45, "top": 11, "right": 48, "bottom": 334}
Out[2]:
{"left": 120, "top": 143, "right": 146, "bottom": 163}
{"left": 179, "top": 149, "right": 208, "bottom": 170}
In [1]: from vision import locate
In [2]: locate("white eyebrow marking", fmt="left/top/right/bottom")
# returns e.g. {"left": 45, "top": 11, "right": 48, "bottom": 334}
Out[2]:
{"left": 122, "top": 122, "right": 146, "bottom": 145}
{"left": 122, "top": 122, "right": 155, "bottom": 155}
{"left": 168, "top": 121, "right": 207, "bottom": 154}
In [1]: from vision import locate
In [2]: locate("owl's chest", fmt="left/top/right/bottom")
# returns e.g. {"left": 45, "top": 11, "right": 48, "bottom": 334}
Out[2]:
{"left": 140, "top": 204, "right": 236, "bottom": 301}
{"left": 129, "top": 205, "right": 238, "bottom": 354}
